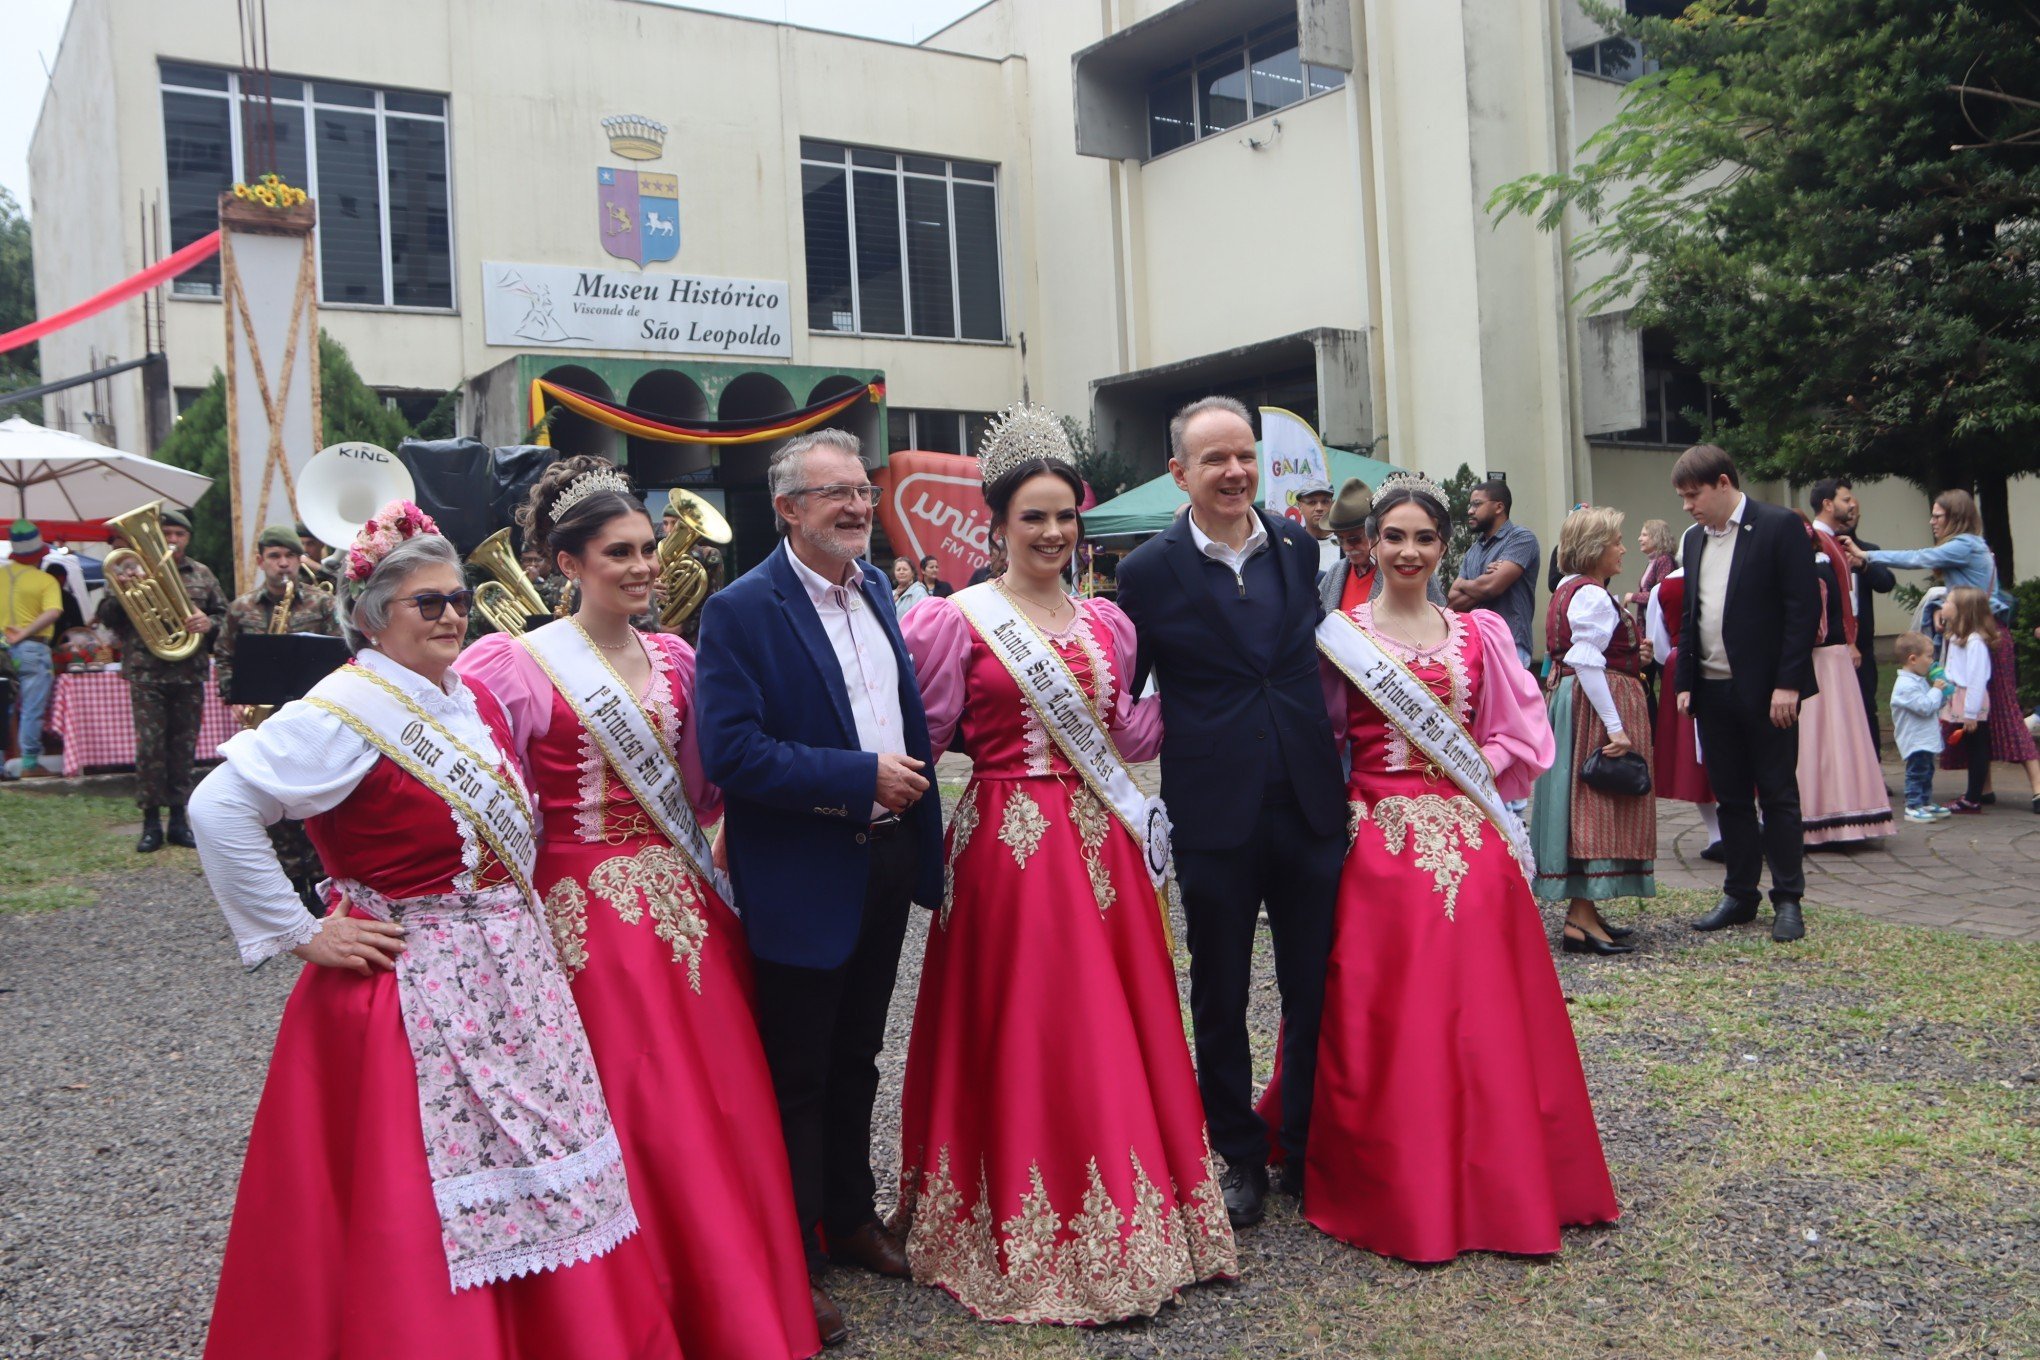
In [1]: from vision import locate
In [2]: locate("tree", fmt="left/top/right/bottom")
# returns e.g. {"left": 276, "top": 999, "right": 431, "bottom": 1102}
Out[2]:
{"left": 1490, "top": 1, "right": 2040, "bottom": 576}
{"left": 1437, "top": 463, "right": 1481, "bottom": 583}
{"left": 155, "top": 331, "right": 416, "bottom": 583}
{"left": 1061, "top": 414, "right": 1139, "bottom": 502}
{"left": 0, "top": 187, "right": 39, "bottom": 425}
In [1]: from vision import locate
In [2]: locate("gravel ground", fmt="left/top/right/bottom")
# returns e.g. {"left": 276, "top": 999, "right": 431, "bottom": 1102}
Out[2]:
{"left": 3, "top": 849, "right": 2034, "bottom": 1358}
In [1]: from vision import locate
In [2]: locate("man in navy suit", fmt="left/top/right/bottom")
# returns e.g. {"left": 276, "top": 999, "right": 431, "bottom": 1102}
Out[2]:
{"left": 1114, "top": 397, "right": 1346, "bottom": 1229}
{"left": 696, "top": 429, "right": 944, "bottom": 1346}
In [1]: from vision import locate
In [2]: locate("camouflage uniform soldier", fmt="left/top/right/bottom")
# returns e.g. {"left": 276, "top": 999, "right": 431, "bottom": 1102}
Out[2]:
{"left": 95, "top": 506, "right": 228, "bottom": 851}
{"left": 216, "top": 525, "right": 340, "bottom": 911}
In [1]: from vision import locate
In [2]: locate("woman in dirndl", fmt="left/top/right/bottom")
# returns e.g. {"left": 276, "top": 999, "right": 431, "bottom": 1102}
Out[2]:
{"left": 457, "top": 457, "right": 821, "bottom": 1360}
{"left": 1645, "top": 561, "right": 1721, "bottom": 857}
{"left": 1797, "top": 511, "right": 1893, "bottom": 845}
{"left": 187, "top": 506, "right": 681, "bottom": 1360}
{"left": 1530, "top": 506, "right": 1656, "bottom": 954}
{"left": 892, "top": 407, "right": 1235, "bottom": 1325}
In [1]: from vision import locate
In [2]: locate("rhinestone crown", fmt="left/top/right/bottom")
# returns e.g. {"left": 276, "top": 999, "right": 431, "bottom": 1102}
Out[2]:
{"left": 552, "top": 468, "right": 635, "bottom": 520}
{"left": 976, "top": 403, "right": 1079, "bottom": 486}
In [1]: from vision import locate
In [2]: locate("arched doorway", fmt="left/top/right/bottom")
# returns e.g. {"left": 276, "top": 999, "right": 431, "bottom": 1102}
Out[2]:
{"left": 625, "top": 369, "right": 712, "bottom": 484}
{"left": 537, "top": 365, "right": 618, "bottom": 461}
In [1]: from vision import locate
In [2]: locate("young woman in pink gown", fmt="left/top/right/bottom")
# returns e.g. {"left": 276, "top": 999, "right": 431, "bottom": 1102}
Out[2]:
{"left": 1269, "top": 475, "right": 1618, "bottom": 1262}
{"left": 458, "top": 457, "right": 821, "bottom": 1360}
{"left": 894, "top": 410, "right": 1236, "bottom": 1324}
{"left": 189, "top": 519, "right": 683, "bottom": 1360}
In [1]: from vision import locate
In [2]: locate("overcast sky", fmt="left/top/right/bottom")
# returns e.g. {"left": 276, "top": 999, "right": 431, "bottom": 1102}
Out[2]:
{"left": 0, "top": 0, "right": 986, "bottom": 215}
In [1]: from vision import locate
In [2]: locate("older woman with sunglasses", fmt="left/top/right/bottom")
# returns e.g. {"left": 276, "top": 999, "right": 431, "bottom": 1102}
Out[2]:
{"left": 188, "top": 503, "right": 680, "bottom": 1360}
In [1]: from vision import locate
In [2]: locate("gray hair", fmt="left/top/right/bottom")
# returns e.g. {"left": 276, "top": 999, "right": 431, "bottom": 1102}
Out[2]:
{"left": 339, "top": 534, "right": 463, "bottom": 650}
{"left": 768, "top": 428, "right": 864, "bottom": 533}
{"left": 1168, "top": 395, "right": 1254, "bottom": 461}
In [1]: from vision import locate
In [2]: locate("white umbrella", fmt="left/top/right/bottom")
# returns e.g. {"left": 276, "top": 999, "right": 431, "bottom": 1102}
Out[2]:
{"left": 0, "top": 417, "right": 213, "bottom": 522}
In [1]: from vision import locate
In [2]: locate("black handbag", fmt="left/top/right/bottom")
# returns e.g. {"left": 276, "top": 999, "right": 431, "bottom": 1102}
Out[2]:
{"left": 1579, "top": 748, "right": 1652, "bottom": 797}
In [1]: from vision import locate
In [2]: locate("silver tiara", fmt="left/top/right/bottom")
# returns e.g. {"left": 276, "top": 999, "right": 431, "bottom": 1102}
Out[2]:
{"left": 1375, "top": 469, "right": 1448, "bottom": 506}
{"left": 552, "top": 468, "right": 633, "bottom": 519}
{"left": 976, "top": 403, "right": 1078, "bottom": 486}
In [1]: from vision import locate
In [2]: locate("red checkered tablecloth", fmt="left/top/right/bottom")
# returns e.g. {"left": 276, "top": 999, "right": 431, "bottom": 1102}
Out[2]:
{"left": 48, "top": 666, "right": 237, "bottom": 776}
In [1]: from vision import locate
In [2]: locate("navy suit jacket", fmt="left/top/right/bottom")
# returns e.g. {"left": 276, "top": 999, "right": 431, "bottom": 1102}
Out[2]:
{"left": 696, "top": 544, "right": 944, "bottom": 970}
{"left": 1115, "top": 508, "right": 1345, "bottom": 851}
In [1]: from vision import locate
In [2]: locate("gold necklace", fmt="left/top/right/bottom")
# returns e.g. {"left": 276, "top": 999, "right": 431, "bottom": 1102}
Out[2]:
{"left": 996, "top": 576, "right": 1072, "bottom": 622}
{"left": 1374, "top": 602, "right": 1444, "bottom": 654}
{"left": 573, "top": 609, "right": 638, "bottom": 652}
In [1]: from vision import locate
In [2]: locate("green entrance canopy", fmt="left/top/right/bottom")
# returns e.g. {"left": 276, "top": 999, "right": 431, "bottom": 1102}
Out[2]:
{"left": 1083, "top": 444, "right": 1400, "bottom": 538}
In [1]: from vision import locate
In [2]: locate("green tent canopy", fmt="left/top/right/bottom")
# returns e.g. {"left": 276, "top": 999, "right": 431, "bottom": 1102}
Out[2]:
{"left": 1083, "top": 444, "right": 1400, "bottom": 538}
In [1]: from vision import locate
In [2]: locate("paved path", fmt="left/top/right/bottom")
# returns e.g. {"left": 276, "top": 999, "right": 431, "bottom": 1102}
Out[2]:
{"left": 944, "top": 752, "right": 2040, "bottom": 943}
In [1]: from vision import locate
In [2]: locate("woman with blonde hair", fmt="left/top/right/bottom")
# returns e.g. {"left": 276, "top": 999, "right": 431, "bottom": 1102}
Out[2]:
{"left": 1530, "top": 506, "right": 1655, "bottom": 953}
{"left": 1846, "top": 489, "right": 2039, "bottom": 812}
{"left": 1627, "top": 518, "right": 1678, "bottom": 608}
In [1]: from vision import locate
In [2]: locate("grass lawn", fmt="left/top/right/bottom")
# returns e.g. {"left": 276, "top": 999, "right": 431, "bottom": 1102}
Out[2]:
{"left": 828, "top": 887, "right": 2037, "bottom": 1359}
{"left": 0, "top": 789, "right": 158, "bottom": 912}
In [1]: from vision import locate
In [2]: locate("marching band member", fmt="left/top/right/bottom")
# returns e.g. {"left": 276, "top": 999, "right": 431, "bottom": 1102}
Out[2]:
{"left": 894, "top": 408, "right": 1235, "bottom": 1324}
{"left": 457, "top": 457, "right": 821, "bottom": 1360}
{"left": 214, "top": 524, "right": 341, "bottom": 912}
{"left": 187, "top": 503, "right": 676, "bottom": 1359}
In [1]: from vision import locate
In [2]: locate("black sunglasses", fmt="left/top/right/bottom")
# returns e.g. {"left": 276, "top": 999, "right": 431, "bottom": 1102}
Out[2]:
{"left": 397, "top": 588, "right": 475, "bottom": 622}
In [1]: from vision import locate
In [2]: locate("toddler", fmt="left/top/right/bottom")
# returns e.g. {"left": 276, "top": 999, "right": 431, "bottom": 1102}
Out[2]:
{"left": 1890, "top": 632, "right": 1953, "bottom": 821}
{"left": 1939, "top": 587, "right": 2000, "bottom": 813}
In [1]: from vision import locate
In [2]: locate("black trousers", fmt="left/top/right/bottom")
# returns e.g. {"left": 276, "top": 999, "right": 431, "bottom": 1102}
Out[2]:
{"left": 1856, "top": 657, "right": 1883, "bottom": 757}
{"left": 1963, "top": 719, "right": 1993, "bottom": 802}
{"left": 1695, "top": 679, "right": 1806, "bottom": 905}
{"left": 1175, "top": 788, "right": 1344, "bottom": 1167}
{"left": 751, "top": 827, "right": 916, "bottom": 1270}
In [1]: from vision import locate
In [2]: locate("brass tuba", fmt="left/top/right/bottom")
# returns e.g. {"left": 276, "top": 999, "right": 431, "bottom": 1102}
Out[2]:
{"left": 656, "top": 490, "right": 732, "bottom": 633}
{"left": 239, "top": 575, "right": 298, "bottom": 729}
{"left": 103, "top": 501, "right": 204, "bottom": 662}
{"left": 468, "top": 528, "right": 550, "bottom": 637}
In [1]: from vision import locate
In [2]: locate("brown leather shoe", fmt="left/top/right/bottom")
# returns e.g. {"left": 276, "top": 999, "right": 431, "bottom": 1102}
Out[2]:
{"left": 810, "top": 1283, "right": 848, "bottom": 1348}
{"left": 828, "top": 1220, "right": 911, "bottom": 1278}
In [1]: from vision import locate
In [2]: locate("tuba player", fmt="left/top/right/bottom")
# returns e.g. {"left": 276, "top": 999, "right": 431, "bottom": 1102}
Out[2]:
{"left": 95, "top": 506, "right": 228, "bottom": 851}
{"left": 214, "top": 525, "right": 339, "bottom": 910}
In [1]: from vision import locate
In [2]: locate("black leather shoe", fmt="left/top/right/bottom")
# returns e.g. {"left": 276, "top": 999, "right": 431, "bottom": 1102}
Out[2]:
{"left": 1771, "top": 901, "right": 1806, "bottom": 942}
{"left": 1603, "top": 923, "right": 1637, "bottom": 941}
{"left": 1562, "top": 927, "right": 1636, "bottom": 956}
{"left": 137, "top": 813, "right": 164, "bottom": 854}
{"left": 1219, "top": 1161, "right": 1268, "bottom": 1228}
{"left": 166, "top": 809, "right": 196, "bottom": 849}
{"left": 828, "top": 1221, "right": 910, "bottom": 1278}
{"left": 1270, "top": 1159, "right": 1304, "bottom": 1200}
{"left": 1690, "top": 896, "right": 1759, "bottom": 931}
{"left": 1700, "top": 841, "right": 1727, "bottom": 863}
{"left": 810, "top": 1283, "right": 848, "bottom": 1348}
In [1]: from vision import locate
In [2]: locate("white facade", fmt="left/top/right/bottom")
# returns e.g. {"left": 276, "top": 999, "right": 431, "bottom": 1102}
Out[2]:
{"left": 29, "top": 0, "right": 2038, "bottom": 587}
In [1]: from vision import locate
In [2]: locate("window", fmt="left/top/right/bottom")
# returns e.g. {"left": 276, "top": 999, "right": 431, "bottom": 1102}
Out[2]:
{"left": 801, "top": 140, "right": 1004, "bottom": 341}
{"left": 1606, "top": 339, "right": 1719, "bottom": 446}
{"left": 1146, "top": 20, "right": 1345, "bottom": 158}
{"left": 1568, "top": 37, "right": 1658, "bottom": 83}
{"left": 888, "top": 408, "right": 995, "bottom": 455}
{"left": 159, "top": 62, "right": 453, "bottom": 307}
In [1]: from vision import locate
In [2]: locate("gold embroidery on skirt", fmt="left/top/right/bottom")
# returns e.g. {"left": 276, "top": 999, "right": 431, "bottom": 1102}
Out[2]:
{"left": 585, "top": 846, "right": 711, "bottom": 992}
{"left": 942, "top": 783, "right": 982, "bottom": 931}
{"left": 1346, "top": 798, "right": 1367, "bottom": 847}
{"left": 901, "top": 1143, "right": 1236, "bottom": 1325}
{"left": 1361, "top": 793, "right": 1486, "bottom": 921}
{"left": 540, "top": 878, "right": 591, "bottom": 977}
{"left": 1070, "top": 784, "right": 1116, "bottom": 915}
{"left": 998, "top": 787, "right": 1049, "bottom": 869}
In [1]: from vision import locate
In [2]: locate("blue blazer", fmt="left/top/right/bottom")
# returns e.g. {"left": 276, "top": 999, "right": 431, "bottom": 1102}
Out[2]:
{"left": 696, "top": 544, "right": 945, "bottom": 970}
{"left": 1115, "top": 508, "right": 1345, "bottom": 851}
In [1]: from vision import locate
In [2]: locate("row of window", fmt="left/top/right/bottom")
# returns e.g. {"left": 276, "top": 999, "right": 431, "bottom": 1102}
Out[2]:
{"left": 888, "top": 407, "right": 995, "bottom": 457}
{"left": 1147, "top": 19, "right": 1345, "bottom": 159}
{"left": 162, "top": 62, "right": 452, "bottom": 308}
{"left": 1568, "top": 37, "right": 1658, "bottom": 84}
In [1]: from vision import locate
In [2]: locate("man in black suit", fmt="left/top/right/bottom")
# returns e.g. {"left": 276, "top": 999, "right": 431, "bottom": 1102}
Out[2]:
{"left": 1115, "top": 396, "right": 1346, "bottom": 1228}
{"left": 1673, "top": 444, "right": 1822, "bottom": 942}
{"left": 1824, "top": 487, "right": 1896, "bottom": 756}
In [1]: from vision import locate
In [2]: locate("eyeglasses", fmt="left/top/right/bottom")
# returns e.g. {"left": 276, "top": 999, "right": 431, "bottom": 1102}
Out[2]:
{"left": 791, "top": 483, "right": 881, "bottom": 506}
{"left": 397, "top": 589, "right": 475, "bottom": 622}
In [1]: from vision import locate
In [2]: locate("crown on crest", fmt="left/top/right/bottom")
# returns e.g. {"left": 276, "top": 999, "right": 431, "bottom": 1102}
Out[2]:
{"left": 976, "top": 404, "right": 1078, "bottom": 486}
{"left": 602, "top": 114, "right": 669, "bottom": 161}
{"left": 553, "top": 468, "right": 634, "bottom": 519}
{"left": 1375, "top": 469, "right": 1447, "bottom": 507}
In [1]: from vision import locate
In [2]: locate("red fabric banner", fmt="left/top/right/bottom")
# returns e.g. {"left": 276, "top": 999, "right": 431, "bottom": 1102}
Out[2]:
{"left": 0, "top": 231, "right": 224, "bottom": 355}
{"left": 875, "top": 451, "right": 992, "bottom": 587}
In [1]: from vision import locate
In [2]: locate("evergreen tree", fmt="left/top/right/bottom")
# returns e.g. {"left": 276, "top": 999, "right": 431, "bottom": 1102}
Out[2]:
{"left": 1491, "top": 1, "right": 2040, "bottom": 574}
{"left": 0, "top": 187, "right": 39, "bottom": 425}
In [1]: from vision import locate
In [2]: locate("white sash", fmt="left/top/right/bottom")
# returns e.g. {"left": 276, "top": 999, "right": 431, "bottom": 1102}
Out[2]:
{"left": 519, "top": 620, "right": 733, "bottom": 904}
{"left": 1316, "top": 610, "right": 1535, "bottom": 880}
{"left": 952, "top": 583, "right": 1171, "bottom": 886}
{"left": 306, "top": 665, "right": 539, "bottom": 896}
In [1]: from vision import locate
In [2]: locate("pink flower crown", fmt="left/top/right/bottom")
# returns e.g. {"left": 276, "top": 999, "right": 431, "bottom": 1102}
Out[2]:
{"left": 345, "top": 500, "right": 441, "bottom": 583}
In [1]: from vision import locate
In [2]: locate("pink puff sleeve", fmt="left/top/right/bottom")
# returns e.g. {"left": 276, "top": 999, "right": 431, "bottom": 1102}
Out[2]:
{"left": 1085, "top": 598, "right": 1162, "bottom": 763}
{"left": 452, "top": 630, "right": 553, "bottom": 771}
{"left": 652, "top": 632, "right": 725, "bottom": 826}
{"left": 900, "top": 596, "right": 972, "bottom": 758}
{"left": 1468, "top": 609, "right": 1555, "bottom": 801}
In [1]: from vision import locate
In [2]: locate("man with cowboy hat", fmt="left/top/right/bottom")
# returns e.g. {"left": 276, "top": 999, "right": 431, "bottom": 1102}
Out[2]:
{"left": 215, "top": 525, "right": 340, "bottom": 907}
{"left": 4, "top": 520, "right": 64, "bottom": 780}
{"left": 95, "top": 505, "right": 228, "bottom": 851}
